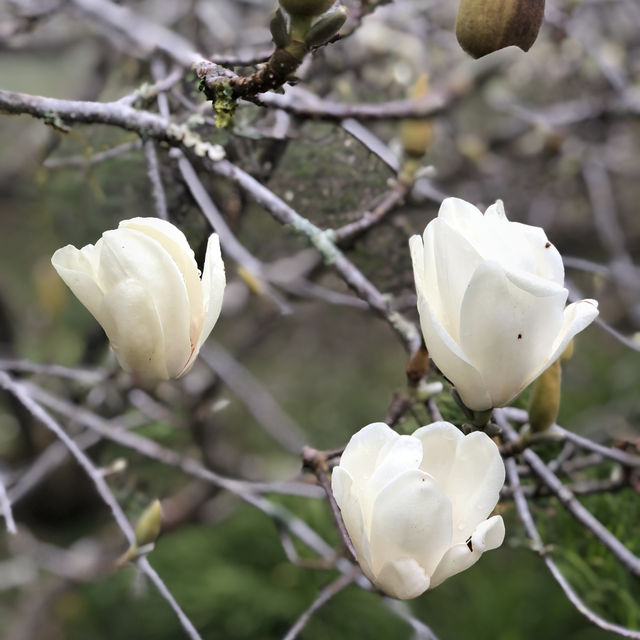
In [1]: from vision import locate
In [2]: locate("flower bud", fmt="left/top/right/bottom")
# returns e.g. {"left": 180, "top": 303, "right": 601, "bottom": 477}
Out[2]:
{"left": 304, "top": 7, "right": 347, "bottom": 47}
{"left": 528, "top": 358, "right": 561, "bottom": 433}
{"left": 279, "top": 0, "right": 335, "bottom": 18}
{"left": 456, "top": 0, "right": 545, "bottom": 59}
{"left": 51, "top": 218, "right": 226, "bottom": 383}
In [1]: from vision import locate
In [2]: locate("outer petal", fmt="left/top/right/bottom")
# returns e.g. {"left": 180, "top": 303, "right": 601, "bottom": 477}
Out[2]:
{"left": 413, "top": 424, "right": 504, "bottom": 542}
{"left": 376, "top": 559, "right": 430, "bottom": 600}
{"left": 98, "top": 279, "right": 169, "bottom": 381}
{"left": 429, "top": 515, "right": 505, "bottom": 589}
{"left": 337, "top": 423, "right": 398, "bottom": 489}
{"left": 430, "top": 217, "right": 484, "bottom": 341}
{"left": 368, "top": 469, "right": 452, "bottom": 578}
{"left": 330, "top": 466, "right": 374, "bottom": 578}
{"left": 51, "top": 244, "right": 105, "bottom": 321}
{"left": 412, "top": 422, "right": 463, "bottom": 490}
{"left": 445, "top": 432, "right": 505, "bottom": 542}
{"left": 459, "top": 260, "right": 567, "bottom": 408}
{"left": 416, "top": 292, "right": 492, "bottom": 410}
{"left": 120, "top": 218, "right": 204, "bottom": 348}
{"left": 511, "top": 220, "right": 564, "bottom": 286}
{"left": 520, "top": 298, "right": 599, "bottom": 391}
{"left": 181, "top": 234, "right": 226, "bottom": 374}
{"left": 99, "top": 228, "right": 192, "bottom": 377}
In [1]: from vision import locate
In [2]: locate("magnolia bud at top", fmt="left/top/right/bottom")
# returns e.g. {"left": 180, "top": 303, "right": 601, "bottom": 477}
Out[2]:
{"left": 456, "top": 0, "right": 545, "bottom": 59}
{"left": 279, "top": 0, "right": 335, "bottom": 18}
{"left": 332, "top": 422, "right": 505, "bottom": 599}
{"left": 409, "top": 198, "right": 599, "bottom": 411}
{"left": 51, "top": 218, "right": 225, "bottom": 383}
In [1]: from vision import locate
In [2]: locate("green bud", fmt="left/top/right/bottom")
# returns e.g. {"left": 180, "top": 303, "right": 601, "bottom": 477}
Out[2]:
{"left": 304, "top": 7, "right": 348, "bottom": 47}
{"left": 279, "top": 0, "right": 335, "bottom": 18}
{"left": 399, "top": 75, "right": 434, "bottom": 159}
{"left": 528, "top": 358, "right": 561, "bottom": 433}
{"left": 270, "top": 9, "right": 290, "bottom": 48}
{"left": 456, "top": 0, "right": 545, "bottom": 59}
{"left": 134, "top": 499, "right": 163, "bottom": 547}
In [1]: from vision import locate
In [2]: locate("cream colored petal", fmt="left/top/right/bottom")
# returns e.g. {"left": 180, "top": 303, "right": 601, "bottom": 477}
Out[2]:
{"left": 121, "top": 218, "right": 204, "bottom": 349}
{"left": 431, "top": 218, "right": 484, "bottom": 341}
{"left": 376, "top": 559, "right": 431, "bottom": 600}
{"left": 330, "top": 466, "right": 374, "bottom": 578}
{"left": 412, "top": 421, "right": 463, "bottom": 490}
{"left": 337, "top": 423, "right": 398, "bottom": 489}
{"left": 368, "top": 469, "right": 452, "bottom": 577}
{"left": 520, "top": 298, "right": 599, "bottom": 392}
{"left": 98, "top": 278, "right": 169, "bottom": 381}
{"left": 180, "top": 234, "right": 226, "bottom": 375}
{"left": 429, "top": 516, "right": 505, "bottom": 589}
{"left": 417, "top": 293, "right": 492, "bottom": 411}
{"left": 459, "top": 260, "right": 567, "bottom": 408}
{"left": 99, "top": 228, "right": 192, "bottom": 378}
{"left": 511, "top": 221, "right": 564, "bottom": 286}
{"left": 446, "top": 432, "right": 505, "bottom": 543}
{"left": 51, "top": 244, "right": 105, "bottom": 321}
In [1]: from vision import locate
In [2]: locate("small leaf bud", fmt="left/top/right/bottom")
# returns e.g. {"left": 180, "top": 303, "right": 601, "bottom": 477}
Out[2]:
{"left": 134, "top": 499, "right": 163, "bottom": 547}
{"left": 399, "top": 75, "right": 434, "bottom": 159}
{"left": 456, "top": 0, "right": 545, "bottom": 59}
{"left": 304, "top": 7, "right": 348, "bottom": 47}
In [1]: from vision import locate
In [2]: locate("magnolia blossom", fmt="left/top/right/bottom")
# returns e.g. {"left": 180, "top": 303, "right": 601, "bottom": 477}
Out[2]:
{"left": 332, "top": 422, "right": 505, "bottom": 599}
{"left": 52, "top": 218, "right": 225, "bottom": 382}
{"left": 409, "top": 198, "right": 599, "bottom": 411}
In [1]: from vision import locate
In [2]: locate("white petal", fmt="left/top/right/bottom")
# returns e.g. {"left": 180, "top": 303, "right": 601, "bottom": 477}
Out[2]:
{"left": 511, "top": 221, "right": 564, "bottom": 286}
{"left": 409, "top": 234, "right": 426, "bottom": 295}
{"left": 459, "top": 260, "right": 567, "bottom": 408}
{"left": 121, "top": 218, "right": 205, "bottom": 350}
{"left": 338, "top": 423, "right": 398, "bottom": 488}
{"left": 412, "top": 421, "right": 463, "bottom": 490}
{"left": 330, "top": 466, "right": 373, "bottom": 576}
{"left": 521, "top": 298, "right": 599, "bottom": 391}
{"left": 376, "top": 559, "right": 430, "bottom": 600}
{"left": 51, "top": 244, "right": 105, "bottom": 321}
{"left": 99, "top": 228, "right": 192, "bottom": 377}
{"left": 181, "top": 234, "right": 226, "bottom": 375}
{"left": 446, "top": 432, "right": 505, "bottom": 542}
{"left": 98, "top": 278, "right": 169, "bottom": 381}
{"left": 368, "top": 469, "right": 452, "bottom": 577}
{"left": 429, "top": 516, "right": 505, "bottom": 589}
{"left": 416, "top": 293, "right": 492, "bottom": 411}
{"left": 438, "top": 197, "right": 484, "bottom": 229}
{"left": 431, "top": 217, "right": 484, "bottom": 341}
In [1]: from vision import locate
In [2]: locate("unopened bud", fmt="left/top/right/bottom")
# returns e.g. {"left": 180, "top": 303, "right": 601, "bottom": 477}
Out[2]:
{"left": 134, "top": 499, "right": 163, "bottom": 547}
{"left": 528, "top": 358, "right": 561, "bottom": 433}
{"left": 456, "top": 0, "right": 545, "bottom": 59}
{"left": 270, "top": 9, "right": 290, "bottom": 48}
{"left": 304, "top": 7, "right": 347, "bottom": 47}
{"left": 279, "top": 0, "right": 335, "bottom": 18}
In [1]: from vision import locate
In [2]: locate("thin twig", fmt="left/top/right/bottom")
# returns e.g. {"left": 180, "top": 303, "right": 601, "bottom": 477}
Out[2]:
{"left": 144, "top": 139, "right": 169, "bottom": 220}
{"left": 0, "top": 477, "right": 17, "bottom": 535}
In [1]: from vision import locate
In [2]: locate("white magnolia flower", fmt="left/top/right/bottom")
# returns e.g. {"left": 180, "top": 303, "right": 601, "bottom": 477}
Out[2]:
{"left": 52, "top": 218, "right": 225, "bottom": 382}
{"left": 332, "top": 421, "right": 505, "bottom": 599}
{"left": 409, "top": 198, "right": 599, "bottom": 411}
